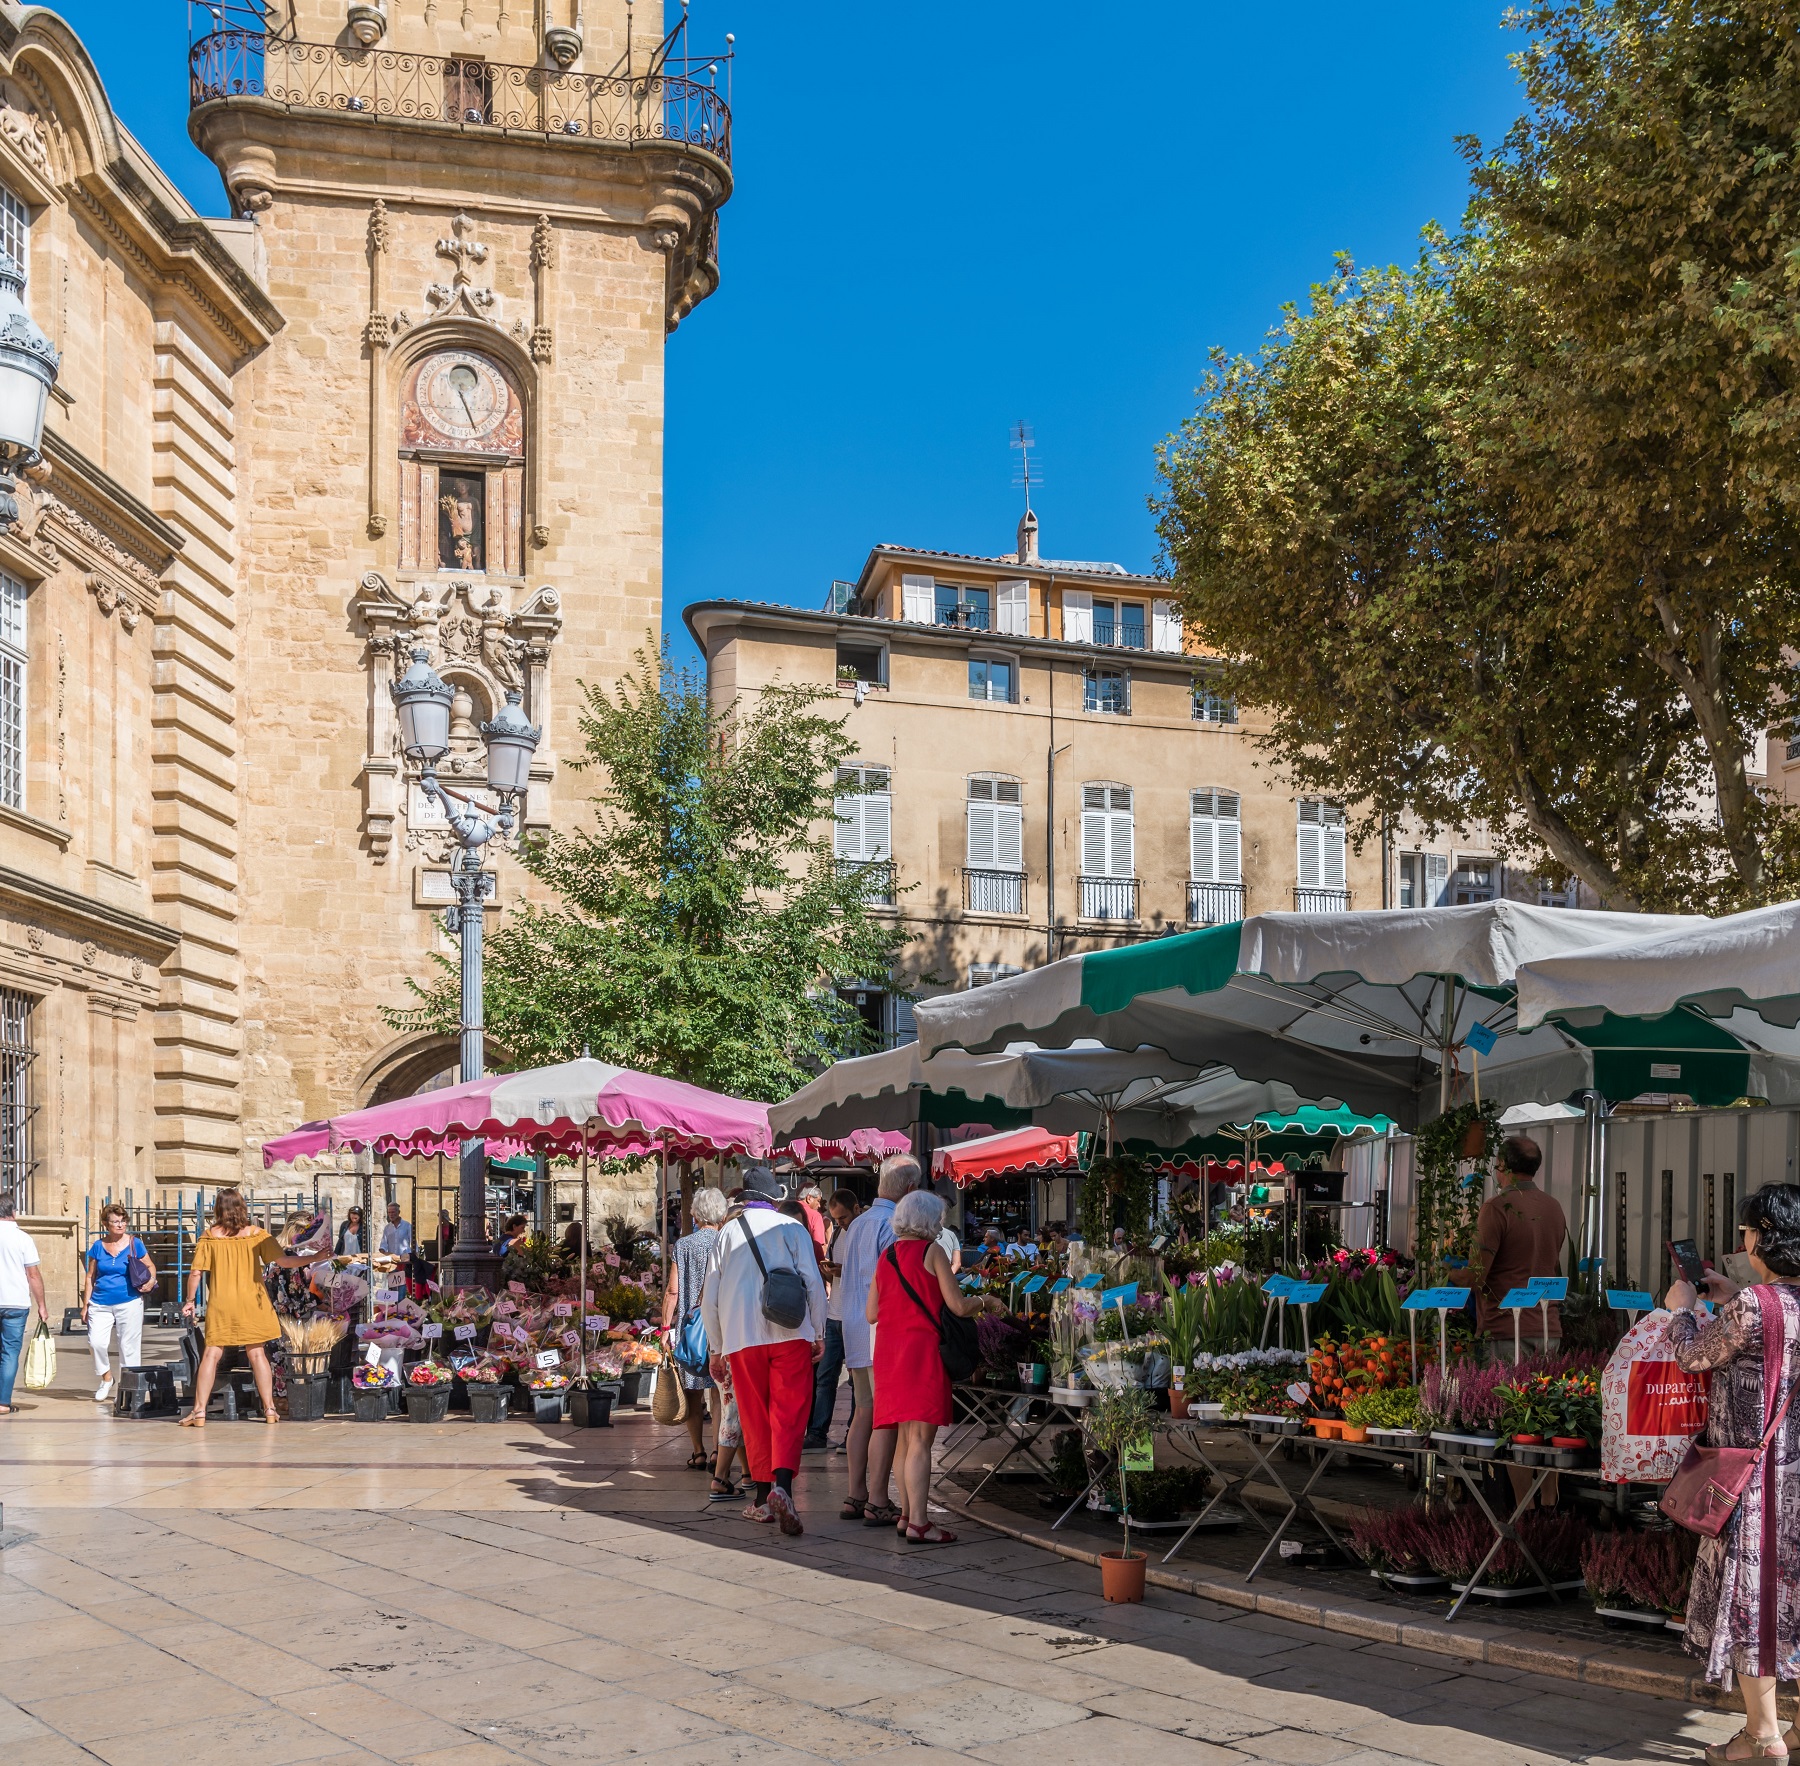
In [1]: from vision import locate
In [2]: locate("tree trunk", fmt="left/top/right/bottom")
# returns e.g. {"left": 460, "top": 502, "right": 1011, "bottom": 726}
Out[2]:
{"left": 1504, "top": 725, "right": 1644, "bottom": 910}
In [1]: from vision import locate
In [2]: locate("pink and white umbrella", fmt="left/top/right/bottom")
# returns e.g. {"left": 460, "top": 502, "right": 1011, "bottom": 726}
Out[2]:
{"left": 780, "top": 1128, "right": 913, "bottom": 1166}
{"left": 259, "top": 1058, "right": 771, "bottom": 1167}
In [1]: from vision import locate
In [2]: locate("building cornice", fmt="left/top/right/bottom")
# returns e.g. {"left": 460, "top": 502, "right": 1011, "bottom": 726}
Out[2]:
{"left": 853, "top": 544, "right": 1166, "bottom": 597}
{"left": 683, "top": 598, "right": 1222, "bottom": 676}
{"left": 0, "top": 864, "right": 179, "bottom": 955}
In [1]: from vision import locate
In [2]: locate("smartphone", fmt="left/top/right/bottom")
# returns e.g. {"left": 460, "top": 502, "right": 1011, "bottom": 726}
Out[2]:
{"left": 1667, "top": 1237, "right": 1705, "bottom": 1285}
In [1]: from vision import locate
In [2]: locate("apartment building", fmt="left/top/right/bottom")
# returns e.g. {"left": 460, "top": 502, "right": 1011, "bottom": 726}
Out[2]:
{"left": 689, "top": 512, "right": 1402, "bottom": 1040}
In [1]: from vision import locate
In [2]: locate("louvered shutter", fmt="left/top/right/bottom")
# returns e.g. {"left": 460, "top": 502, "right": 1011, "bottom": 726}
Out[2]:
{"left": 1423, "top": 852, "right": 1447, "bottom": 905}
{"left": 1152, "top": 599, "right": 1182, "bottom": 653}
{"left": 901, "top": 574, "right": 934, "bottom": 624}
{"left": 1297, "top": 801, "right": 1321, "bottom": 888}
{"left": 995, "top": 800, "right": 1023, "bottom": 870}
{"left": 1217, "top": 792, "right": 1241, "bottom": 883}
{"left": 1110, "top": 804, "right": 1133, "bottom": 877}
{"left": 1190, "top": 790, "right": 1215, "bottom": 881}
{"left": 967, "top": 799, "right": 997, "bottom": 868}
{"left": 1082, "top": 799, "right": 1108, "bottom": 875}
{"left": 834, "top": 787, "right": 861, "bottom": 859}
{"left": 996, "top": 580, "right": 1029, "bottom": 636}
{"left": 1323, "top": 812, "right": 1346, "bottom": 890}
{"left": 1062, "top": 590, "right": 1093, "bottom": 642}
{"left": 863, "top": 786, "right": 891, "bottom": 860}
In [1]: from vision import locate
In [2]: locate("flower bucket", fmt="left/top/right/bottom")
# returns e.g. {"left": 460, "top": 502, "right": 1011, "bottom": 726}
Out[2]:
{"left": 351, "top": 1388, "right": 391, "bottom": 1423}
{"left": 469, "top": 1385, "right": 512, "bottom": 1424}
{"left": 284, "top": 1376, "right": 330, "bottom": 1422}
{"left": 528, "top": 1386, "right": 568, "bottom": 1423}
{"left": 1100, "top": 1550, "right": 1147, "bottom": 1603}
{"left": 404, "top": 1386, "right": 452, "bottom": 1424}
{"left": 616, "top": 1370, "right": 643, "bottom": 1410}
{"left": 569, "top": 1385, "right": 615, "bottom": 1428}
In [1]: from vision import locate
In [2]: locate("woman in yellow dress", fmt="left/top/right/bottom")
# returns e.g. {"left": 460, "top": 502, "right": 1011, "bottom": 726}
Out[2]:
{"left": 179, "top": 1188, "right": 331, "bottom": 1427}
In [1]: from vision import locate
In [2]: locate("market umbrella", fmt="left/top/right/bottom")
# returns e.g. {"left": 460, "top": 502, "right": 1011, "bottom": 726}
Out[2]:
{"left": 780, "top": 1129, "right": 915, "bottom": 1165}
{"left": 913, "top": 902, "right": 1710, "bottom": 1130}
{"left": 932, "top": 1126, "right": 1083, "bottom": 1187}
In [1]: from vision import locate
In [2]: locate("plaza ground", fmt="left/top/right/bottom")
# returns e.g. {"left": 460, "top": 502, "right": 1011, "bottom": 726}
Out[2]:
{"left": 0, "top": 1344, "right": 1741, "bottom": 1766}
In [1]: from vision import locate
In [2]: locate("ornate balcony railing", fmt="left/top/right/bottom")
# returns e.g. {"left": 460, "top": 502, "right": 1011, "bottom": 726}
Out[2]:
{"left": 189, "top": 31, "right": 732, "bottom": 165}
{"left": 1294, "top": 887, "right": 1351, "bottom": 914}
{"left": 1187, "top": 880, "right": 1245, "bottom": 926}
{"left": 964, "top": 869, "right": 1025, "bottom": 915}
{"left": 1079, "top": 876, "right": 1139, "bottom": 923}
{"left": 837, "top": 858, "right": 895, "bottom": 907}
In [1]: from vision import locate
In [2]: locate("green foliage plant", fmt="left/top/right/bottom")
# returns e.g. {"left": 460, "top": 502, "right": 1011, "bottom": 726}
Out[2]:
{"left": 1083, "top": 1383, "right": 1156, "bottom": 1562}
{"left": 1079, "top": 1154, "right": 1157, "bottom": 1249}
{"left": 1413, "top": 1101, "right": 1498, "bottom": 1286}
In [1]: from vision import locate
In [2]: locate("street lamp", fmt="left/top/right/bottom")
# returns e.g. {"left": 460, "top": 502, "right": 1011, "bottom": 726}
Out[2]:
{"left": 391, "top": 648, "right": 541, "bottom": 1288}
{"left": 0, "top": 252, "right": 61, "bottom": 526}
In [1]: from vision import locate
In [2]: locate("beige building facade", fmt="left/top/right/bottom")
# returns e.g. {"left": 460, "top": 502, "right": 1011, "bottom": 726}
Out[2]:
{"left": 0, "top": 0, "right": 729, "bottom": 1234}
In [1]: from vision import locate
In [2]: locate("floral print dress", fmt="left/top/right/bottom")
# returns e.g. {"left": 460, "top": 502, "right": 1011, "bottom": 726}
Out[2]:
{"left": 1667, "top": 1282, "right": 1800, "bottom": 1685}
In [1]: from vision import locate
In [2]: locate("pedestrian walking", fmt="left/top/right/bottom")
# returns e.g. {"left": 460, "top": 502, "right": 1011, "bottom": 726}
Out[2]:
{"left": 80, "top": 1202, "right": 157, "bottom": 1403}
{"left": 836, "top": 1154, "right": 921, "bottom": 1525}
{"left": 0, "top": 1194, "right": 47, "bottom": 1415}
{"left": 180, "top": 1188, "right": 330, "bottom": 1427}
{"left": 1666, "top": 1184, "right": 1800, "bottom": 1762}
{"left": 661, "top": 1184, "right": 728, "bottom": 1478}
{"left": 700, "top": 1188, "right": 826, "bottom": 1535}
{"left": 872, "top": 1188, "right": 1002, "bottom": 1542}
{"left": 803, "top": 1187, "right": 861, "bottom": 1450}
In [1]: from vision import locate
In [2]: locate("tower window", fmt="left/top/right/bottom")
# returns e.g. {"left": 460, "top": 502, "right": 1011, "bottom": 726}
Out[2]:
{"left": 438, "top": 472, "right": 486, "bottom": 572}
{"left": 445, "top": 60, "right": 493, "bottom": 125}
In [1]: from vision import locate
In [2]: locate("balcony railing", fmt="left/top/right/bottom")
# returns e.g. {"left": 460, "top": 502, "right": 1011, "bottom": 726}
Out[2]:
{"left": 1294, "top": 887, "right": 1351, "bottom": 914}
{"left": 1187, "top": 880, "right": 1245, "bottom": 926}
{"left": 936, "top": 606, "right": 990, "bottom": 632}
{"left": 1079, "top": 876, "right": 1139, "bottom": 922}
{"left": 1092, "top": 617, "right": 1146, "bottom": 650}
{"left": 837, "top": 858, "right": 895, "bottom": 907}
{"left": 964, "top": 869, "right": 1025, "bottom": 915}
{"left": 189, "top": 31, "right": 733, "bottom": 164}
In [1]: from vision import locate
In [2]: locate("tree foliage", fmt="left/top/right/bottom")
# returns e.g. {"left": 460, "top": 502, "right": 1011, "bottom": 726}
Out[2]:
{"left": 1156, "top": 0, "right": 1800, "bottom": 912}
{"left": 388, "top": 644, "right": 909, "bottom": 1101}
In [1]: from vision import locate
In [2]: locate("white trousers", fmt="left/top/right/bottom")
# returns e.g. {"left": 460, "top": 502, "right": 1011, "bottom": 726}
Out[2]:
{"left": 88, "top": 1299, "right": 143, "bottom": 1379}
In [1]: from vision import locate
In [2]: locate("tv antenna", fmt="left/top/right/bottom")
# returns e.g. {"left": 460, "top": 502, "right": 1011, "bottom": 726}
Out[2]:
{"left": 1010, "top": 420, "right": 1039, "bottom": 513}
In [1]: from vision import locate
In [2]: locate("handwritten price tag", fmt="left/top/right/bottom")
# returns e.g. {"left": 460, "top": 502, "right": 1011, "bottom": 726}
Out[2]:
{"left": 552, "top": 1302, "right": 574, "bottom": 1317}
{"left": 585, "top": 1314, "right": 609, "bottom": 1332}
{"left": 453, "top": 1323, "right": 477, "bottom": 1342}
{"left": 508, "top": 1281, "right": 528, "bottom": 1295}
{"left": 421, "top": 1323, "right": 443, "bottom": 1340}
{"left": 535, "top": 1349, "right": 561, "bottom": 1370}
{"left": 363, "top": 1343, "right": 382, "bottom": 1367}
{"left": 559, "top": 1330, "right": 579, "bottom": 1350}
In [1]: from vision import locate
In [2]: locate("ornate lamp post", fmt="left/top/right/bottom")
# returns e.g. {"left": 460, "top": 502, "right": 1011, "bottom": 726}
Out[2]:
{"left": 0, "top": 252, "right": 61, "bottom": 526}
{"left": 391, "top": 649, "right": 541, "bottom": 1288}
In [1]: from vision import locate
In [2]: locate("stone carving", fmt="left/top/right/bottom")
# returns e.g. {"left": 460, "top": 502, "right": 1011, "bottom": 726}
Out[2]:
{"left": 25, "top": 925, "right": 42, "bottom": 951}
{"left": 0, "top": 103, "right": 51, "bottom": 179}
{"left": 81, "top": 941, "right": 97, "bottom": 967}
{"left": 35, "top": 491, "right": 162, "bottom": 595}
{"left": 130, "top": 958, "right": 143, "bottom": 981}
{"left": 86, "top": 573, "right": 138, "bottom": 634}
{"left": 427, "top": 213, "right": 496, "bottom": 319}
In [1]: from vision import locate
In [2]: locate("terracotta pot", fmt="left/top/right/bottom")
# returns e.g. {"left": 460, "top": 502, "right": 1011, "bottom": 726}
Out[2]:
{"left": 1513, "top": 1434, "right": 1543, "bottom": 1446}
{"left": 1550, "top": 1436, "right": 1589, "bottom": 1450}
{"left": 1460, "top": 1120, "right": 1487, "bottom": 1159}
{"left": 1338, "top": 1423, "right": 1368, "bottom": 1443}
{"left": 1100, "top": 1549, "right": 1147, "bottom": 1603}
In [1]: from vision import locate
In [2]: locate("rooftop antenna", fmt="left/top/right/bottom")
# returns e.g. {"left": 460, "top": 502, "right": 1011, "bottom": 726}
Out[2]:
{"left": 1010, "top": 420, "right": 1038, "bottom": 514}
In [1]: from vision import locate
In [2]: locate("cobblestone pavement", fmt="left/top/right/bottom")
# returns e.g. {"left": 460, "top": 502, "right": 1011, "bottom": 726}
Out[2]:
{"left": 0, "top": 1373, "right": 1738, "bottom": 1766}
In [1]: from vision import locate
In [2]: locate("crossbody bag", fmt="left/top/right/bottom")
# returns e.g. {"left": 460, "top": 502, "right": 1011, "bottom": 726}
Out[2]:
{"left": 738, "top": 1216, "right": 809, "bottom": 1331}
{"left": 884, "top": 1244, "right": 981, "bottom": 1383}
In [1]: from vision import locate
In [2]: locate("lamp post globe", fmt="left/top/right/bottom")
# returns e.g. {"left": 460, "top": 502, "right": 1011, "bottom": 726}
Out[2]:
{"left": 0, "top": 253, "right": 59, "bottom": 524}
{"left": 390, "top": 646, "right": 453, "bottom": 764}
{"left": 480, "top": 689, "right": 540, "bottom": 797}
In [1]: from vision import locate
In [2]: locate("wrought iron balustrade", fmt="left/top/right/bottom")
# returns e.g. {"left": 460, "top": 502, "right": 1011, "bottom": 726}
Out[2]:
{"left": 1187, "top": 880, "right": 1245, "bottom": 926}
{"left": 936, "top": 607, "right": 989, "bottom": 632}
{"left": 189, "top": 30, "right": 732, "bottom": 164}
{"left": 1078, "top": 876, "right": 1139, "bottom": 922}
{"left": 837, "top": 858, "right": 895, "bottom": 907}
{"left": 964, "top": 869, "right": 1025, "bottom": 915}
{"left": 1294, "top": 887, "right": 1350, "bottom": 914}
{"left": 1092, "top": 617, "right": 1146, "bottom": 650}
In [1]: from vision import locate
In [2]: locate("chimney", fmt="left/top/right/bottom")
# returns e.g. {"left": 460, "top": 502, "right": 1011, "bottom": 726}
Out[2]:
{"left": 1017, "top": 508, "right": 1039, "bottom": 565}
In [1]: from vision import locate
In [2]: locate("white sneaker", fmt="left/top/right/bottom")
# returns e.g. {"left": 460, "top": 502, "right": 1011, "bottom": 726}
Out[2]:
{"left": 94, "top": 1379, "right": 113, "bottom": 1403}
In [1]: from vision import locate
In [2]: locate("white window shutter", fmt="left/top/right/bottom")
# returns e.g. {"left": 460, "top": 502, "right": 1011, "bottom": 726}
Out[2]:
{"left": 967, "top": 801, "right": 996, "bottom": 869}
{"left": 1062, "top": 590, "right": 1093, "bottom": 643}
{"left": 1218, "top": 806, "right": 1241, "bottom": 884}
{"left": 865, "top": 789, "right": 891, "bottom": 861}
{"left": 1323, "top": 820, "right": 1346, "bottom": 890}
{"left": 834, "top": 792, "right": 859, "bottom": 859}
{"left": 996, "top": 802, "right": 1023, "bottom": 871}
{"left": 1297, "top": 818, "right": 1321, "bottom": 888}
{"left": 901, "top": 574, "right": 934, "bottom": 624}
{"left": 1152, "top": 599, "right": 1182, "bottom": 654}
{"left": 1082, "top": 809, "right": 1107, "bottom": 876}
{"left": 1426, "top": 852, "right": 1449, "bottom": 906}
{"left": 996, "top": 580, "right": 1029, "bottom": 636}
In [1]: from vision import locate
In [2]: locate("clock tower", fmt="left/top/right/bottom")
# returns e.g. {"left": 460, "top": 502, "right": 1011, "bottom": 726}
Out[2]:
{"left": 186, "top": 1, "right": 730, "bottom": 1177}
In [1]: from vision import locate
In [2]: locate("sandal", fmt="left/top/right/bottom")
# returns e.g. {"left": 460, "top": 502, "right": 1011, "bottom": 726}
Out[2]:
{"left": 904, "top": 1524, "right": 958, "bottom": 1544}
{"left": 179, "top": 1412, "right": 205, "bottom": 1428}
{"left": 1705, "top": 1735, "right": 1790, "bottom": 1763}
{"left": 709, "top": 1477, "right": 737, "bottom": 1497}
{"left": 686, "top": 1451, "right": 711, "bottom": 1470}
{"left": 839, "top": 1497, "right": 868, "bottom": 1520}
{"left": 862, "top": 1502, "right": 902, "bottom": 1527}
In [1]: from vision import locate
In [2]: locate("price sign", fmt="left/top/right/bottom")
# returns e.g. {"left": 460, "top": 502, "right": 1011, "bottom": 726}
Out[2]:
{"left": 1099, "top": 1282, "right": 1138, "bottom": 1309}
{"left": 535, "top": 1349, "right": 561, "bottom": 1370}
{"left": 552, "top": 1302, "right": 574, "bottom": 1317}
{"left": 1463, "top": 1020, "right": 1499, "bottom": 1057}
{"left": 363, "top": 1343, "right": 382, "bottom": 1367}
{"left": 508, "top": 1281, "right": 528, "bottom": 1295}
{"left": 585, "top": 1314, "right": 609, "bottom": 1332}
{"left": 1048, "top": 1277, "right": 1071, "bottom": 1295}
{"left": 421, "top": 1323, "right": 443, "bottom": 1340}
{"left": 1285, "top": 1281, "right": 1328, "bottom": 1305}
{"left": 1608, "top": 1289, "right": 1657, "bottom": 1312}
{"left": 1525, "top": 1277, "right": 1568, "bottom": 1302}
{"left": 1076, "top": 1272, "right": 1105, "bottom": 1289}
{"left": 1402, "top": 1289, "right": 1443, "bottom": 1312}
{"left": 1262, "top": 1274, "right": 1294, "bottom": 1298}
{"left": 1500, "top": 1288, "right": 1538, "bottom": 1310}
{"left": 1019, "top": 1275, "right": 1047, "bottom": 1295}
{"left": 559, "top": 1331, "right": 579, "bottom": 1350}
{"left": 1121, "top": 1432, "right": 1155, "bottom": 1473}
{"left": 453, "top": 1323, "right": 477, "bottom": 1342}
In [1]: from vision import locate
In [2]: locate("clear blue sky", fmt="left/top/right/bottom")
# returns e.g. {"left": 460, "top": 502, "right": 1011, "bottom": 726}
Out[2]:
{"left": 61, "top": 2, "right": 1525, "bottom": 668}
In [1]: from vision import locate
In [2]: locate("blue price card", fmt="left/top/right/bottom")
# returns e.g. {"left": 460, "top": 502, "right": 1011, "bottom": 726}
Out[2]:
{"left": 959, "top": 1275, "right": 981, "bottom": 1291}
{"left": 1578, "top": 1257, "right": 1603, "bottom": 1272}
{"left": 1077, "top": 1272, "right": 1105, "bottom": 1289}
{"left": 1525, "top": 1276, "right": 1568, "bottom": 1302}
{"left": 1464, "top": 1020, "right": 1499, "bottom": 1057}
{"left": 1048, "top": 1277, "right": 1072, "bottom": 1295}
{"left": 1500, "top": 1287, "right": 1539, "bottom": 1310}
{"left": 1401, "top": 1289, "right": 1440, "bottom": 1312}
{"left": 1020, "top": 1275, "right": 1047, "bottom": 1296}
{"left": 1099, "top": 1282, "right": 1139, "bottom": 1308}
{"left": 1285, "top": 1281, "right": 1328, "bottom": 1304}
{"left": 1261, "top": 1273, "right": 1294, "bottom": 1297}
{"left": 1607, "top": 1288, "right": 1657, "bottom": 1312}
{"left": 1442, "top": 1255, "right": 1470, "bottom": 1270}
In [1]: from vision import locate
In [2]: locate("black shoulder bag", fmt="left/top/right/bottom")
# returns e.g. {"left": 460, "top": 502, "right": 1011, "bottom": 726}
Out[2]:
{"left": 739, "top": 1216, "right": 810, "bottom": 1331}
{"left": 885, "top": 1244, "right": 981, "bottom": 1383}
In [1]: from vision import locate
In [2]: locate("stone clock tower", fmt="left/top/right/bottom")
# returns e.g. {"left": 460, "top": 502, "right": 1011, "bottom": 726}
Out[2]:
{"left": 187, "top": 0, "right": 730, "bottom": 1168}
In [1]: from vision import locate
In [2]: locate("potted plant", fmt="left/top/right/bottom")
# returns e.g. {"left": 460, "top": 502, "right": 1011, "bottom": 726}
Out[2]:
{"left": 350, "top": 1361, "right": 397, "bottom": 1422}
{"left": 1343, "top": 1384, "right": 1422, "bottom": 1442}
{"left": 404, "top": 1359, "right": 453, "bottom": 1423}
{"left": 1159, "top": 1273, "right": 1204, "bottom": 1413}
{"left": 978, "top": 1313, "right": 1029, "bottom": 1388}
{"left": 462, "top": 1355, "right": 513, "bottom": 1423}
{"left": 568, "top": 1380, "right": 616, "bottom": 1428}
{"left": 1348, "top": 1504, "right": 1448, "bottom": 1591}
{"left": 1084, "top": 1383, "right": 1155, "bottom": 1602}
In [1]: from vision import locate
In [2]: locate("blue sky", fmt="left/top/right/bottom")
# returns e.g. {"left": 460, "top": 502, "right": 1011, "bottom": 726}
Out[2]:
{"left": 61, "top": 2, "right": 1525, "bottom": 667}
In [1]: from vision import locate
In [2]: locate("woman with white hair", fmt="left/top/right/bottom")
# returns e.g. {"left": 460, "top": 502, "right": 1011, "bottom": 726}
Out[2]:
{"left": 869, "top": 1187, "right": 1002, "bottom": 1542}
{"left": 662, "top": 1184, "right": 730, "bottom": 1477}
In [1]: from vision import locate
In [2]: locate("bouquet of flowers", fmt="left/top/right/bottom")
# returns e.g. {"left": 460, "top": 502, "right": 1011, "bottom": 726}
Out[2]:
{"left": 522, "top": 1366, "right": 569, "bottom": 1391}
{"left": 458, "top": 1355, "right": 506, "bottom": 1384}
{"left": 408, "top": 1361, "right": 452, "bottom": 1387}
{"left": 587, "top": 1345, "right": 625, "bottom": 1380}
{"left": 351, "top": 1362, "right": 399, "bottom": 1390}
{"left": 1079, "top": 1330, "right": 1172, "bottom": 1391}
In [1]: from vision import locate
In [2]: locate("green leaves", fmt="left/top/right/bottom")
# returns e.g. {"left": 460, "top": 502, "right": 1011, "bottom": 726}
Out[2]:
{"left": 386, "top": 641, "right": 912, "bottom": 1102}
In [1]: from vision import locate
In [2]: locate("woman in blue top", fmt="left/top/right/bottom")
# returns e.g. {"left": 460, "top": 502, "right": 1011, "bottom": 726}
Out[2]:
{"left": 80, "top": 1202, "right": 157, "bottom": 1404}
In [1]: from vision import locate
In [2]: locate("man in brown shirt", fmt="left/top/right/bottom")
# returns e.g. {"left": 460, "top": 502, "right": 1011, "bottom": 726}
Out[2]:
{"left": 1474, "top": 1135, "right": 1567, "bottom": 1340}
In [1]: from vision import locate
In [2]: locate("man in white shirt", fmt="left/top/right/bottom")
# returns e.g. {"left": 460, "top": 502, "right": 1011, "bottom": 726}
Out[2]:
{"left": 836, "top": 1154, "right": 925, "bottom": 1523}
{"left": 0, "top": 1196, "right": 48, "bottom": 1413}
{"left": 379, "top": 1204, "right": 413, "bottom": 1257}
{"left": 702, "top": 1194, "right": 827, "bottom": 1535}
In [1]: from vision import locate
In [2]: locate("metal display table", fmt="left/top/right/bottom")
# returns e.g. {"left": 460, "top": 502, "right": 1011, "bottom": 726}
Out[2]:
{"left": 940, "top": 1383, "right": 1089, "bottom": 1503}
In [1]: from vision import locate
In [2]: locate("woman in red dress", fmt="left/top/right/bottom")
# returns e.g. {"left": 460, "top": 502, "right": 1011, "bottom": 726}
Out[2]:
{"left": 870, "top": 1189, "right": 1002, "bottom": 1542}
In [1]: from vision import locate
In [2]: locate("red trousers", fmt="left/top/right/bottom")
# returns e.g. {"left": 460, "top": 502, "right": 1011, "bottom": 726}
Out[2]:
{"left": 728, "top": 1340, "right": 814, "bottom": 1482}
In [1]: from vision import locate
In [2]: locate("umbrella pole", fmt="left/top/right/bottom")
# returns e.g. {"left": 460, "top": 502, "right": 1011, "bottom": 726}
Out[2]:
{"left": 580, "top": 1144, "right": 589, "bottom": 1383}
{"left": 659, "top": 1132, "right": 671, "bottom": 1300}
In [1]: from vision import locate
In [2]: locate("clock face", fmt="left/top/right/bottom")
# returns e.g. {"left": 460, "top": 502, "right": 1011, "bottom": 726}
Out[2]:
{"left": 416, "top": 353, "right": 512, "bottom": 446}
